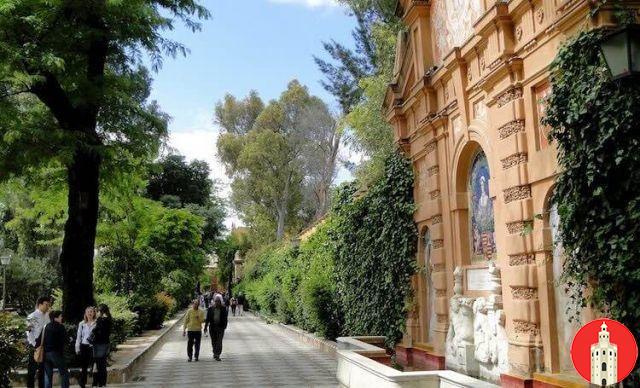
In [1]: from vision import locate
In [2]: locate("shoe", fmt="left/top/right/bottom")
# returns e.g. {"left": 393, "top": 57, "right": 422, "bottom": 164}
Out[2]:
{"left": 188, "top": 358, "right": 192, "bottom": 362}
{"left": 214, "top": 356, "right": 221, "bottom": 361}
{"left": 194, "top": 358, "right": 199, "bottom": 362}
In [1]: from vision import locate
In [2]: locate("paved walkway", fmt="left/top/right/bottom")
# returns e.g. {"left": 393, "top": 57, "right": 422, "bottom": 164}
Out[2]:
{"left": 115, "top": 313, "right": 339, "bottom": 387}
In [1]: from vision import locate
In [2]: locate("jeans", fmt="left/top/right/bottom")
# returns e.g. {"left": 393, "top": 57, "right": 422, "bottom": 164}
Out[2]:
{"left": 78, "top": 344, "right": 93, "bottom": 387}
{"left": 43, "top": 352, "right": 69, "bottom": 388}
{"left": 210, "top": 327, "right": 225, "bottom": 357}
{"left": 238, "top": 305, "right": 243, "bottom": 316}
{"left": 27, "top": 346, "right": 44, "bottom": 388}
{"left": 186, "top": 331, "right": 202, "bottom": 360}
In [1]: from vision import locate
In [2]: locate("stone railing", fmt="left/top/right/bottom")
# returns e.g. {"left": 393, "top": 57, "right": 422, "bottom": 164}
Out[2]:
{"left": 336, "top": 336, "right": 497, "bottom": 388}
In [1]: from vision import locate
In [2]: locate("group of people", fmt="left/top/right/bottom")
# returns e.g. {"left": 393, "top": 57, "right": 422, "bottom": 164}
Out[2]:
{"left": 182, "top": 290, "right": 244, "bottom": 362}
{"left": 26, "top": 296, "right": 113, "bottom": 388}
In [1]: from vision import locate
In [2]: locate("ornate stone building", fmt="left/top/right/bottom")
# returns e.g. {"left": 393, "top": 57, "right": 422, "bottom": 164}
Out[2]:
{"left": 384, "top": 1, "right": 632, "bottom": 386}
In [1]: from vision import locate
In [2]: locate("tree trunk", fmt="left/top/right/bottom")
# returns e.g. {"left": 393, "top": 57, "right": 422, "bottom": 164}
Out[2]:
{"left": 276, "top": 175, "right": 291, "bottom": 240}
{"left": 60, "top": 145, "right": 101, "bottom": 323}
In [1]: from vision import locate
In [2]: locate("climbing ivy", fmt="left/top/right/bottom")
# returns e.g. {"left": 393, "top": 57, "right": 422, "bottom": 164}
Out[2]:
{"left": 331, "top": 150, "right": 417, "bottom": 348}
{"left": 543, "top": 29, "right": 640, "bottom": 384}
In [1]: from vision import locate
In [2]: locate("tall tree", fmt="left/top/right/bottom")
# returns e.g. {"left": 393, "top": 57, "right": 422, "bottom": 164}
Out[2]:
{"left": 147, "top": 154, "right": 212, "bottom": 207}
{"left": 216, "top": 81, "right": 337, "bottom": 241}
{"left": 0, "top": 0, "right": 209, "bottom": 321}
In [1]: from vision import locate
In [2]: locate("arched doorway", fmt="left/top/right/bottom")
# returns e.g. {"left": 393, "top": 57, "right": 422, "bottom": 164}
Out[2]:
{"left": 468, "top": 150, "right": 496, "bottom": 263}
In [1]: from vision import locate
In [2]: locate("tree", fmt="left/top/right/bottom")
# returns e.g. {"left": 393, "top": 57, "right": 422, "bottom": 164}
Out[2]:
{"left": 214, "top": 91, "right": 264, "bottom": 135}
{"left": 147, "top": 154, "right": 212, "bottom": 207}
{"left": 0, "top": 0, "right": 209, "bottom": 321}
{"left": 216, "top": 81, "right": 338, "bottom": 240}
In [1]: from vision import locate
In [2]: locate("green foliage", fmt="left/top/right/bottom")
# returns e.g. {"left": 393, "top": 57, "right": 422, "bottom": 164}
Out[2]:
{"left": 216, "top": 81, "right": 338, "bottom": 242}
{"left": 147, "top": 154, "right": 213, "bottom": 207}
{"left": 331, "top": 151, "right": 417, "bottom": 347}
{"left": 5, "top": 256, "right": 59, "bottom": 314}
{"left": 0, "top": 312, "right": 27, "bottom": 388}
{"left": 240, "top": 151, "right": 415, "bottom": 346}
{"left": 543, "top": 29, "right": 640, "bottom": 384}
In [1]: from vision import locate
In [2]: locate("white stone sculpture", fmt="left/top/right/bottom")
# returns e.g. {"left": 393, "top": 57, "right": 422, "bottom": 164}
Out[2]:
{"left": 446, "top": 266, "right": 478, "bottom": 375}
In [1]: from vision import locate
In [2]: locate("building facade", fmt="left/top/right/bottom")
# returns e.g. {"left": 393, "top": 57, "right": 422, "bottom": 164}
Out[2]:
{"left": 384, "top": 0, "right": 635, "bottom": 386}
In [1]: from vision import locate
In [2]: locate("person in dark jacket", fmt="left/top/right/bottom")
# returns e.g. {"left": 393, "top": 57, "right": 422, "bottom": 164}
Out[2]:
{"left": 91, "top": 304, "right": 112, "bottom": 387}
{"left": 204, "top": 296, "right": 228, "bottom": 361}
{"left": 42, "top": 310, "right": 70, "bottom": 388}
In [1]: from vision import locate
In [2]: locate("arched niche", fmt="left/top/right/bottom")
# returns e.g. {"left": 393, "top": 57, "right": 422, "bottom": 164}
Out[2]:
{"left": 451, "top": 137, "right": 497, "bottom": 267}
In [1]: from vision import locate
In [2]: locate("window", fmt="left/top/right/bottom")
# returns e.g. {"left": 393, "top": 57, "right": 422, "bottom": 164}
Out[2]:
{"left": 602, "top": 362, "right": 607, "bottom": 371}
{"left": 468, "top": 150, "right": 496, "bottom": 262}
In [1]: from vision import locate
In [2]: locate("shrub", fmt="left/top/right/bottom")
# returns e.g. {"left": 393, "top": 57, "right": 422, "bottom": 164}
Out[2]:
{"left": 155, "top": 292, "right": 177, "bottom": 316}
{"left": 5, "top": 256, "right": 59, "bottom": 315}
{"left": 0, "top": 312, "right": 27, "bottom": 388}
{"left": 160, "top": 269, "right": 195, "bottom": 306}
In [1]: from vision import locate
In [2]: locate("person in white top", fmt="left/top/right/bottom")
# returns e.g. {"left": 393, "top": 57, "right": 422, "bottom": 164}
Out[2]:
{"left": 75, "top": 306, "right": 97, "bottom": 388}
{"left": 26, "top": 296, "right": 51, "bottom": 388}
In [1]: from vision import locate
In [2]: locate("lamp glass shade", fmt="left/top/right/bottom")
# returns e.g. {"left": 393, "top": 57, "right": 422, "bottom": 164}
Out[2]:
{"left": 600, "top": 26, "right": 640, "bottom": 79}
{"left": 0, "top": 253, "right": 10, "bottom": 266}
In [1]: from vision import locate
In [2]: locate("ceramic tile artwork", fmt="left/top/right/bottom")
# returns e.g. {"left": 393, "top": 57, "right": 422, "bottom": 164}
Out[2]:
{"left": 469, "top": 151, "right": 496, "bottom": 262}
{"left": 431, "top": 0, "right": 485, "bottom": 64}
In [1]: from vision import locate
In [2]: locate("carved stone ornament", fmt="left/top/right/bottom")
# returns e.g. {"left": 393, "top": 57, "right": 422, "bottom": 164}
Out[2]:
{"left": 467, "top": 70, "right": 473, "bottom": 82}
{"left": 446, "top": 264, "right": 508, "bottom": 382}
{"left": 515, "top": 25, "right": 523, "bottom": 42}
{"left": 535, "top": 8, "right": 544, "bottom": 24}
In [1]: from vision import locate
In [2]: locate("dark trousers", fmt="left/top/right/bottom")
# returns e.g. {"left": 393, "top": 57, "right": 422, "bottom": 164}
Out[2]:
{"left": 43, "top": 351, "right": 70, "bottom": 388}
{"left": 186, "top": 331, "right": 202, "bottom": 360}
{"left": 79, "top": 344, "right": 93, "bottom": 387}
{"left": 27, "top": 346, "right": 44, "bottom": 388}
{"left": 93, "top": 356, "right": 107, "bottom": 387}
{"left": 210, "top": 327, "right": 225, "bottom": 357}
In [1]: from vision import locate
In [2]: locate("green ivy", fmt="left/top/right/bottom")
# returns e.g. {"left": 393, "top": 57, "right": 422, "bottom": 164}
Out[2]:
{"left": 543, "top": 29, "right": 640, "bottom": 384}
{"left": 331, "top": 150, "right": 417, "bottom": 347}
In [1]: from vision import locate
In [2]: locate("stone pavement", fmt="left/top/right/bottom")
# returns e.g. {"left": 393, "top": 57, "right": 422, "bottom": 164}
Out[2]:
{"left": 114, "top": 312, "right": 339, "bottom": 387}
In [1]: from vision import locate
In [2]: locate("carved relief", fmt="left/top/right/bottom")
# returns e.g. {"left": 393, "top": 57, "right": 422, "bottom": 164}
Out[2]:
{"left": 511, "top": 287, "right": 538, "bottom": 300}
{"left": 509, "top": 254, "right": 535, "bottom": 266}
{"left": 506, "top": 220, "right": 533, "bottom": 234}
{"left": 501, "top": 153, "right": 528, "bottom": 169}
{"left": 433, "top": 239, "right": 444, "bottom": 249}
{"left": 515, "top": 25, "right": 523, "bottom": 42}
{"left": 513, "top": 320, "right": 540, "bottom": 336}
{"left": 503, "top": 185, "right": 531, "bottom": 203}
{"left": 426, "top": 141, "right": 438, "bottom": 154}
{"left": 535, "top": 8, "right": 544, "bottom": 24}
{"left": 498, "top": 120, "right": 525, "bottom": 140}
{"left": 428, "top": 166, "right": 440, "bottom": 176}
{"left": 432, "top": 214, "right": 443, "bottom": 224}
{"left": 431, "top": 0, "right": 485, "bottom": 64}
{"left": 496, "top": 87, "right": 523, "bottom": 108}
{"left": 430, "top": 190, "right": 441, "bottom": 199}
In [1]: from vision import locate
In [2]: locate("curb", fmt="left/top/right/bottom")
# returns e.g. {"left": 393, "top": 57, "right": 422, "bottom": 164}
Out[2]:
{"left": 11, "top": 310, "right": 187, "bottom": 387}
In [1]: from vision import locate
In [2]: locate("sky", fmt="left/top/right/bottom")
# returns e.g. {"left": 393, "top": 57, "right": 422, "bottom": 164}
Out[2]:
{"left": 148, "top": 0, "right": 358, "bottom": 228}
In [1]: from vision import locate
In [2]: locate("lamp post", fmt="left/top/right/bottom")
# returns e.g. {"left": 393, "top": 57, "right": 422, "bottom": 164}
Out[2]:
{"left": 599, "top": 24, "right": 640, "bottom": 80}
{"left": 0, "top": 242, "right": 11, "bottom": 311}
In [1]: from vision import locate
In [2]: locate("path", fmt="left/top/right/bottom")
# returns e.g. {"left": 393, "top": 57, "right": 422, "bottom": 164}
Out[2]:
{"left": 114, "top": 313, "right": 339, "bottom": 387}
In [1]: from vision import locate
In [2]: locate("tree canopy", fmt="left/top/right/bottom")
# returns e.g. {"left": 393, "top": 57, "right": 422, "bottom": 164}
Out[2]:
{"left": 0, "top": 0, "right": 209, "bottom": 321}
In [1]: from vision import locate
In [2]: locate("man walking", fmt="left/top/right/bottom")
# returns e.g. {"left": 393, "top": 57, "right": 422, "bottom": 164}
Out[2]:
{"left": 183, "top": 299, "right": 205, "bottom": 362}
{"left": 204, "top": 295, "right": 228, "bottom": 361}
{"left": 26, "top": 296, "right": 51, "bottom": 388}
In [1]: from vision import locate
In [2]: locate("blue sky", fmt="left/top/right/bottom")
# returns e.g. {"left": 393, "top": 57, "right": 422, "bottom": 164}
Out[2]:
{"left": 151, "top": 0, "right": 357, "bottom": 226}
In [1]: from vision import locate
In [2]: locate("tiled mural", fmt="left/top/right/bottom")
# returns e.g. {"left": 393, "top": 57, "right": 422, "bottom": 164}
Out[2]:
{"left": 431, "top": 0, "right": 485, "bottom": 64}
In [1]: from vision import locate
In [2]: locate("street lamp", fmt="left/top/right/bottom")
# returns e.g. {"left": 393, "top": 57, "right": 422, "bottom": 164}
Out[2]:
{"left": 599, "top": 25, "right": 640, "bottom": 80}
{"left": 0, "top": 246, "right": 11, "bottom": 311}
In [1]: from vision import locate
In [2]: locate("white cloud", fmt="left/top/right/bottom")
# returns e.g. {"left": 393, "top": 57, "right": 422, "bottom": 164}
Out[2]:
{"left": 268, "top": 0, "right": 342, "bottom": 9}
{"left": 167, "top": 124, "right": 242, "bottom": 230}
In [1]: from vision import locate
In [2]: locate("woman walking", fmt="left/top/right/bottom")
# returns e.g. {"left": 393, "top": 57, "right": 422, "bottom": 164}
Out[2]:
{"left": 183, "top": 299, "right": 205, "bottom": 362}
{"left": 75, "top": 307, "right": 96, "bottom": 388}
{"left": 43, "top": 310, "right": 70, "bottom": 388}
{"left": 91, "top": 304, "right": 112, "bottom": 387}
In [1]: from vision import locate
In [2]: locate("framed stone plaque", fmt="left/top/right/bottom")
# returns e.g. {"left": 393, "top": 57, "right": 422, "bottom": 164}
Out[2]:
{"left": 466, "top": 267, "right": 492, "bottom": 291}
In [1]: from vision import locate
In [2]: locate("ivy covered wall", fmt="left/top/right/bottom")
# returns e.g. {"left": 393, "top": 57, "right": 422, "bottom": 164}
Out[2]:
{"left": 544, "top": 28, "right": 640, "bottom": 383}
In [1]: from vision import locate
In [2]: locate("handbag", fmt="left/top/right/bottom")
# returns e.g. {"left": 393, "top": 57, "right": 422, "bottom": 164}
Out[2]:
{"left": 92, "top": 343, "right": 110, "bottom": 359}
{"left": 33, "top": 324, "right": 47, "bottom": 363}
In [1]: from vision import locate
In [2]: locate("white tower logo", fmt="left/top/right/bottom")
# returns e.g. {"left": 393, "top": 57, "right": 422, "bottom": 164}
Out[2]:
{"left": 591, "top": 322, "right": 618, "bottom": 386}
